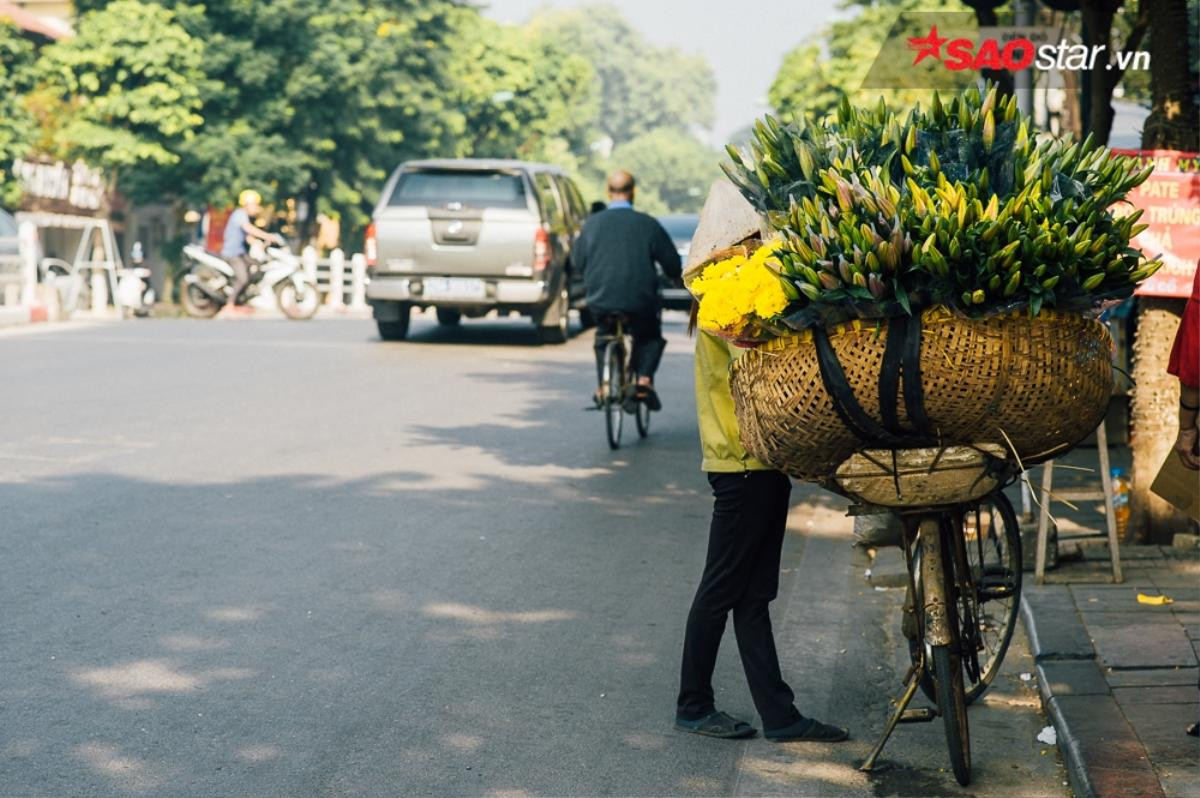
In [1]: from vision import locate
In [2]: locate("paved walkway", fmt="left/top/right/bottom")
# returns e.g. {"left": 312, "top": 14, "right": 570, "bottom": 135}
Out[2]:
{"left": 1023, "top": 544, "right": 1200, "bottom": 798}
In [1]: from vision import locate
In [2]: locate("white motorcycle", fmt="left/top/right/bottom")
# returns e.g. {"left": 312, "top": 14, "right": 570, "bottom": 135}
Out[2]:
{"left": 180, "top": 242, "right": 320, "bottom": 320}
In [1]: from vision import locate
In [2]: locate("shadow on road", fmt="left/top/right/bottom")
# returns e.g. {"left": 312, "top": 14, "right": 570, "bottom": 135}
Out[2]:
{"left": 0, "top": 451, "right": 731, "bottom": 797}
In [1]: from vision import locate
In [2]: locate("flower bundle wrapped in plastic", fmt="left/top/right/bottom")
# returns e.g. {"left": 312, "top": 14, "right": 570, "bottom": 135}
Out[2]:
{"left": 689, "top": 240, "right": 792, "bottom": 344}
{"left": 694, "top": 82, "right": 1163, "bottom": 342}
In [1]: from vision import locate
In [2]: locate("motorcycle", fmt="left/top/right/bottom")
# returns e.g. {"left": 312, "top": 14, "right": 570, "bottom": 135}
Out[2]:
{"left": 180, "top": 241, "right": 320, "bottom": 320}
{"left": 116, "top": 241, "right": 156, "bottom": 317}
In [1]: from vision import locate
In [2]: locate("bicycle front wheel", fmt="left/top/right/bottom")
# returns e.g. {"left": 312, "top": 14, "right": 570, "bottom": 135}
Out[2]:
{"left": 962, "top": 492, "right": 1022, "bottom": 702}
{"left": 603, "top": 342, "right": 624, "bottom": 450}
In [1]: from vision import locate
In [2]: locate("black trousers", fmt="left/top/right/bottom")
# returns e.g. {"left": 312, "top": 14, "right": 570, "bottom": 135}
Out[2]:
{"left": 592, "top": 308, "right": 666, "bottom": 385}
{"left": 677, "top": 470, "right": 802, "bottom": 731}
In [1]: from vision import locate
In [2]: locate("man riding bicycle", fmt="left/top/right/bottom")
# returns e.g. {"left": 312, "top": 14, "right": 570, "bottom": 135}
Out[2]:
{"left": 572, "top": 171, "right": 682, "bottom": 410}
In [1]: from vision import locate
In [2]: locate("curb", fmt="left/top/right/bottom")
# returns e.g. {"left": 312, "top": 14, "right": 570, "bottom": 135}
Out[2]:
{"left": 0, "top": 304, "right": 47, "bottom": 328}
{"left": 1021, "top": 586, "right": 1166, "bottom": 798}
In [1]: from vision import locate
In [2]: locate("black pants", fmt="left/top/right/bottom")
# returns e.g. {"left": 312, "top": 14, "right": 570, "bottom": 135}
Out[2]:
{"left": 592, "top": 308, "right": 666, "bottom": 385}
{"left": 227, "top": 255, "right": 251, "bottom": 306}
{"left": 677, "top": 470, "right": 802, "bottom": 731}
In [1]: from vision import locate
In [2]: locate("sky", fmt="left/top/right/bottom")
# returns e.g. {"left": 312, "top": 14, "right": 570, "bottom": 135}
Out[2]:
{"left": 482, "top": 0, "right": 845, "bottom": 145}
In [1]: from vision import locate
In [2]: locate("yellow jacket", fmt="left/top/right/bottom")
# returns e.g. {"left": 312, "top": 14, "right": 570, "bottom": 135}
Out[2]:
{"left": 694, "top": 331, "right": 771, "bottom": 472}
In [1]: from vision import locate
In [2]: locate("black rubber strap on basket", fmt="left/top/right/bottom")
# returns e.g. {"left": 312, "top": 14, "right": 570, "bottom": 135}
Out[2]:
{"left": 901, "top": 314, "right": 933, "bottom": 437}
{"left": 878, "top": 315, "right": 908, "bottom": 435}
{"left": 812, "top": 326, "right": 904, "bottom": 448}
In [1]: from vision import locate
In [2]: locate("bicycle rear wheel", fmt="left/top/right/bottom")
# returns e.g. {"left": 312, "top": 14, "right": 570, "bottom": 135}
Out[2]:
{"left": 916, "top": 515, "right": 971, "bottom": 786}
{"left": 635, "top": 398, "right": 651, "bottom": 438}
{"left": 603, "top": 342, "right": 624, "bottom": 450}
{"left": 933, "top": 642, "right": 972, "bottom": 786}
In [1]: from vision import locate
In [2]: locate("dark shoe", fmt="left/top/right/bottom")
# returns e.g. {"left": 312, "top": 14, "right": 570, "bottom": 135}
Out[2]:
{"left": 636, "top": 385, "right": 662, "bottom": 411}
{"left": 674, "top": 710, "right": 757, "bottom": 739}
{"left": 1187, "top": 722, "right": 1198, "bottom": 737}
{"left": 765, "top": 716, "right": 850, "bottom": 743}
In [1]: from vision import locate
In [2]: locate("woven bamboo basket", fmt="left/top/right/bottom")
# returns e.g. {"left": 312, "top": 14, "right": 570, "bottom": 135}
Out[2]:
{"left": 729, "top": 307, "right": 1114, "bottom": 481}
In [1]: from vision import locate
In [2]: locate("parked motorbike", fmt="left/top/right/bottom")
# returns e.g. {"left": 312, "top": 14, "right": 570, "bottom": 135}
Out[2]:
{"left": 116, "top": 241, "right": 156, "bottom": 317}
{"left": 180, "top": 242, "right": 320, "bottom": 320}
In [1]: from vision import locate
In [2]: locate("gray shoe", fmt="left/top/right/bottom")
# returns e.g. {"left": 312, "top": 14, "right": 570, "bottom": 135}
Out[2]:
{"left": 674, "top": 710, "right": 757, "bottom": 739}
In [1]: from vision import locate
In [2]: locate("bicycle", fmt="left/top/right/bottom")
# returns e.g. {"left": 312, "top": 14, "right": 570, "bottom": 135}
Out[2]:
{"left": 837, "top": 443, "right": 1022, "bottom": 787}
{"left": 596, "top": 314, "right": 651, "bottom": 450}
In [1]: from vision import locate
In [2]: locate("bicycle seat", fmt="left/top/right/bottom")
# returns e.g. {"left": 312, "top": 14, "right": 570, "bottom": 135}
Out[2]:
{"left": 834, "top": 443, "right": 1012, "bottom": 509}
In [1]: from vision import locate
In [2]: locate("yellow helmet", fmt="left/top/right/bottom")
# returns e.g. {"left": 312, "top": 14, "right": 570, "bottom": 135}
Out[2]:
{"left": 238, "top": 189, "right": 262, "bottom": 207}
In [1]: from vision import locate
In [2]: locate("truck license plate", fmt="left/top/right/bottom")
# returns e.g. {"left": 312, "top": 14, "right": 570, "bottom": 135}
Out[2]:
{"left": 423, "top": 277, "right": 486, "bottom": 300}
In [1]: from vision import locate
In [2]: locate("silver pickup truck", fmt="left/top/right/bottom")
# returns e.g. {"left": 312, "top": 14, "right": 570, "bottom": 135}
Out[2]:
{"left": 365, "top": 159, "right": 589, "bottom": 343}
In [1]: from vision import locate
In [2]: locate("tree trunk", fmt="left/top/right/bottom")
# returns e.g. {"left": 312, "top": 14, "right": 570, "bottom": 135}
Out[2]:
{"left": 1128, "top": 297, "right": 1187, "bottom": 542}
{"left": 971, "top": 5, "right": 1016, "bottom": 99}
{"left": 1126, "top": 0, "right": 1197, "bottom": 542}
{"left": 1080, "top": 2, "right": 1116, "bottom": 143}
{"left": 1142, "top": 0, "right": 1200, "bottom": 149}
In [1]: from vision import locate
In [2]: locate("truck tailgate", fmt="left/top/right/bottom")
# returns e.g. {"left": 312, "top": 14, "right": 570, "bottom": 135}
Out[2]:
{"left": 374, "top": 206, "right": 536, "bottom": 278}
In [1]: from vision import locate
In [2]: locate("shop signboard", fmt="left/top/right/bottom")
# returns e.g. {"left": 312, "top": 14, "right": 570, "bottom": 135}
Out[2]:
{"left": 1110, "top": 149, "right": 1200, "bottom": 298}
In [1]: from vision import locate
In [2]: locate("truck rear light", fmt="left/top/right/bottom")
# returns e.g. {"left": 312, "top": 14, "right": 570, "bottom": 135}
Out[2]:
{"left": 533, "top": 227, "right": 551, "bottom": 274}
{"left": 365, "top": 223, "right": 378, "bottom": 268}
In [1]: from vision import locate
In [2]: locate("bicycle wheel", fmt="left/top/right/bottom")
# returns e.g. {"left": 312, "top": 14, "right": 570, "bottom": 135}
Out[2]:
{"left": 908, "top": 493, "right": 1022, "bottom": 705}
{"left": 961, "top": 492, "right": 1022, "bottom": 702}
{"left": 635, "top": 397, "right": 651, "bottom": 438}
{"left": 933, "top": 642, "right": 972, "bottom": 786}
{"left": 603, "top": 342, "right": 624, "bottom": 450}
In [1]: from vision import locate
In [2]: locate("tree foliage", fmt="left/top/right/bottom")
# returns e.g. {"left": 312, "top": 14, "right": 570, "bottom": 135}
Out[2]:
{"left": 0, "top": 21, "right": 38, "bottom": 205}
{"left": 445, "top": 10, "right": 597, "bottom": 170}
{"left": 7, "top": 1, "right": 719, "bottom": 227}
{"left": 38, "top": 0, "right": 204, "bottom": 177}
{"left": 608, "top": 129, "right": 720, "bottom": 215}
{"left": 530, "top": 4, "right": 716, "bottom": 146}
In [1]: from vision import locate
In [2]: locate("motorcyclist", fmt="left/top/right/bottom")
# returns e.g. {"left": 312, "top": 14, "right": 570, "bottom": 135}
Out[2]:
{"left": 572, "top": 171, "right": 682, "bottom": 410}
{"left": 220, "top": 189, "right": 283, "bottom": 311}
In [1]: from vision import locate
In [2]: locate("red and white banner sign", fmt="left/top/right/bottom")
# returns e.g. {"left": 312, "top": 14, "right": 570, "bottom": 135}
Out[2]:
{"left": 1110, "top": 149, "right": 1200, "bottom": 299}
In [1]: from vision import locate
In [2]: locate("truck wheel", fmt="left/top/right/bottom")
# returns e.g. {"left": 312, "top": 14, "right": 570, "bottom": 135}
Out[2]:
{"left": 537, "top": 285, "right": 569, "bottom": 344}
{"left": 436, "top": 308, "right": 462, "bottom": 326}
{"left": 376, "top": 302, "right": 412, "bottom": 341}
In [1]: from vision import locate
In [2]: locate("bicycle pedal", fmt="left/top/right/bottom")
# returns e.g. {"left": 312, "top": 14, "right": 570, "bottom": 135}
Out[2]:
{"left": 898, "top": 708, "right": 937, "bottom": 723}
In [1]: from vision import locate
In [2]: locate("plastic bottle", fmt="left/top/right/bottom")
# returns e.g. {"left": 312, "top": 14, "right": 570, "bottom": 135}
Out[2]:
{"left": 1111, "top": 468, "right": 1131, "bottom": 537}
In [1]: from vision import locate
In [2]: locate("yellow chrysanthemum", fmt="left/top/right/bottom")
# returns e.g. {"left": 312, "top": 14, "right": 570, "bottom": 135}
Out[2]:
{"left": 692, "top": 240, "right": 790, "bottom": 337}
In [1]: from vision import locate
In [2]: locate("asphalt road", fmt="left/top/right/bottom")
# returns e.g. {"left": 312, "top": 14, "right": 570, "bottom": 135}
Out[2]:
{"left": 0, "top": 311, "right": 1068, "bottom": 797}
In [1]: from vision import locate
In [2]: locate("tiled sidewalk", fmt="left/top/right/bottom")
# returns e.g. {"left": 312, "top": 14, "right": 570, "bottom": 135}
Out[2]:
{"left": 1023, "top": 545, "right": 1200, "bottom": 798}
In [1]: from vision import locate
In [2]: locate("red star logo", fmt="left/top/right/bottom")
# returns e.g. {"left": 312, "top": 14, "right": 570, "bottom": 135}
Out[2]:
{"left": 908, "top": 25, "right": 948, "bottom": 66}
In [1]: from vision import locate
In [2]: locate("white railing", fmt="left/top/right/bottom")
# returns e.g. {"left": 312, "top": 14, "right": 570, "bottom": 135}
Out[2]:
{"left": 300, "top": 246, "right": 368, "bottom": 310}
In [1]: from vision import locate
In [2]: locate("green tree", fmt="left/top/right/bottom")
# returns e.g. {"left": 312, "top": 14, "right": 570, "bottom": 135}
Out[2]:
{"left": 187, "top": 0, "right": 462, "bottom": 235}
{"left": 0, "top": 21, "right": 38, "bottom": 205}
{"left": 607, "top": 129, "right": 720, "bottom": 215}
{"left": 445, "top": 11, "right": 597, "bottom": 170}
{"left": 530, "top": 4, "right": 716, "bottom": 146}
{"left": 37, "top": 0, "right": 204, "bottom": 187}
